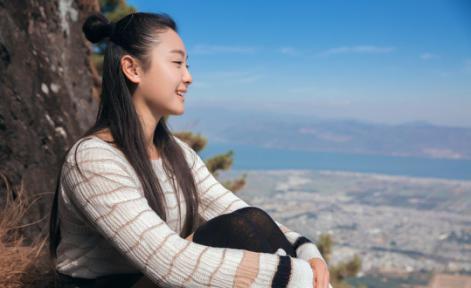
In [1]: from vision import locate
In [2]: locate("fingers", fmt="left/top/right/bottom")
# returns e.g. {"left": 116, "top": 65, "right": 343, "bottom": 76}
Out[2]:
{"left": 313, "top": 265, "right": 322, "bottom": 288}
{"left": 322, "top": 266, "right": 330, "bottom": 288}
{"left": 321, "top": 272, "right": 327, "bottom": 288}
{"left": 315, "top": 264, "right": 329, "bottom": 288}
{"left": 309, "top": 259, "right": 330, "bottom": 288}
{"left": 313, "top": 269, "right": 318, "bottom": 288}
{"left": 311, "top": 264, "right": 317, "bottom": 288}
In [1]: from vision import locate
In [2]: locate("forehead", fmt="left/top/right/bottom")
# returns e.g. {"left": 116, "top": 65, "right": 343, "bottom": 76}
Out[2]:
{"left": 154, "top": 29, "right": 188, "bottom": 58}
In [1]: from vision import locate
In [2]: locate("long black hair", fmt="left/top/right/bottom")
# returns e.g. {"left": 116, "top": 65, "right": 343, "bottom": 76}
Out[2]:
{"left": 49, "top": 12, "right": 201, "bottom": 259}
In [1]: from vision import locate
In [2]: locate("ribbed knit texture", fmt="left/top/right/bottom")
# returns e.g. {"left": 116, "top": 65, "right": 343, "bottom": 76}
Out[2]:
{"left": 56, "top": 135, "right": 331, "bottom": 287}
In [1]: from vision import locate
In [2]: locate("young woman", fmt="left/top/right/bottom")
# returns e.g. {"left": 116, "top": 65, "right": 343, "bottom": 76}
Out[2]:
{"left": 49, "top": 12, "right": 331, "bottom": 288}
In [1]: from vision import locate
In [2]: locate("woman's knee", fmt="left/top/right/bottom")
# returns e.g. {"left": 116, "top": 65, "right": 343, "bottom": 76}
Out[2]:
{"left": 193, "top": 207, "right": 273, "bottom": 242}
{"left": 232, "top": 206, "right": 273, "bottom": 225}
{"left": 197, "top": 208, "right": 260, "bottom": 237}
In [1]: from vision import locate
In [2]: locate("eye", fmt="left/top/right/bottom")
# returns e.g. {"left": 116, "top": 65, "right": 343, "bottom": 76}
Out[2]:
{"left": 173, "top": 61, "right": 190, "bottom": 69}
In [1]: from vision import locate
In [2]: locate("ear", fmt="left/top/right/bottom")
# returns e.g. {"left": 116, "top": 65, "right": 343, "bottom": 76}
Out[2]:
{"left": 120, "top": 54, "right": 142, "bottom": 84}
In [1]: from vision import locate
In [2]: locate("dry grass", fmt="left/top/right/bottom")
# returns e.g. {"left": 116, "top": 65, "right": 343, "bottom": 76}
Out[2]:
{"left": 0, "top": 172, "right": 54, "bottom": 288}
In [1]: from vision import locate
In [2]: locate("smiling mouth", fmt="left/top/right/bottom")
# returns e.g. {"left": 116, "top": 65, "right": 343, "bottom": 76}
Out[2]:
{"left": 176, "top": 92, "right": 185, "bottom": 101}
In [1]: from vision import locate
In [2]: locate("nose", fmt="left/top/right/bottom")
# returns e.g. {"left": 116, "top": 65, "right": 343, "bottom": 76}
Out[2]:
{"left": 183, "top": 66, "right": 192, "bottom": 86}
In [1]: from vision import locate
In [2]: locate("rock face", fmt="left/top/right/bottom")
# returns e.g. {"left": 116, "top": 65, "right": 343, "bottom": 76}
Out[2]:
{"left": 0, "top": 0, "right": 100, "bottom": 239}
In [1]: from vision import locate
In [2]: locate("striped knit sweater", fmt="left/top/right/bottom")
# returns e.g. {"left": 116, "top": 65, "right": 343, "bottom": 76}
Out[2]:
{"left": 56, "top": 134, "right": 331, "bottom": 287}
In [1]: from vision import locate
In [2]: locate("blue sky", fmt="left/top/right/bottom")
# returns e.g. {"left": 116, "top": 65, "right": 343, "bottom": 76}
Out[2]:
{"left": 128, "top": 0, "right": 471, "bottom": 127}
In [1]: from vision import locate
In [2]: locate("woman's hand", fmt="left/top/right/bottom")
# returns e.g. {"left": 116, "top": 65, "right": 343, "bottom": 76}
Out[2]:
{"left": 308, "top": 258, "right": 330, "bottom": 288}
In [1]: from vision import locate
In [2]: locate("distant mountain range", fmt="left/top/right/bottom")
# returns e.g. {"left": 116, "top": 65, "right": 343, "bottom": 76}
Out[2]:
{"left": 170, "top": 104, "right": 471, "bottom": 160}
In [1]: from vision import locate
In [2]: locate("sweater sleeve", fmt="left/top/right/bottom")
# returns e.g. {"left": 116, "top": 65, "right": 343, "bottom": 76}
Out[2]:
{"left": 174, "top": 136, "right": 328, "bottom": 266}
{"left": 61, "top": 139, "right": 316, "bottom": 288}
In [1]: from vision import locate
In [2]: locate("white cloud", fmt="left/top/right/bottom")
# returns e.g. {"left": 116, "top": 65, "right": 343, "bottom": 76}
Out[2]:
{"left": 190, "top": 44, "right": 259, "bottom": 55}
{"left": 279, "top": 47, "right": 298, "bottom": 56}
{"left": 195, "top": 70, "right": 265, "bottom": 85}
{"left": 287, "top": 87, "right": 319, "bottom": 94}
{"left": 420, "top": 52, "right": 440, "bottom": 60}
{"left": 317, "top": 45, "right": 396, "bottom": 57}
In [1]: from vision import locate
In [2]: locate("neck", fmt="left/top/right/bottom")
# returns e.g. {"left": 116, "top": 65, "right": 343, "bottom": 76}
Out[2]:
{"left": 132, "top": 94, "right": 162, "bottom": 151}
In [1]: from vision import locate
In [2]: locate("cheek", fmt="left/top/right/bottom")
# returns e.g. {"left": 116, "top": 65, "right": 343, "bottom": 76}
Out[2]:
{"left": 141, "top": 66, "right": 176, "bottom": 100}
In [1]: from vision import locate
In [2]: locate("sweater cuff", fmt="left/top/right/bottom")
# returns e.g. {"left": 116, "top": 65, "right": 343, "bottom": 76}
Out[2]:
{"left": 293, "top": 236, "right": 327, "bottom": 264}
{"left": 296, "top": 242, "right": 327, "bottom": 264}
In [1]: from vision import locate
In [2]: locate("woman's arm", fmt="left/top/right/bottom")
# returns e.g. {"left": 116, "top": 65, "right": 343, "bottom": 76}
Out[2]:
{"left": 174, "top": 136, "right": 328, "bottom": 265}
{"left": 61, "top": 139, "right": 316, "bottom": 288}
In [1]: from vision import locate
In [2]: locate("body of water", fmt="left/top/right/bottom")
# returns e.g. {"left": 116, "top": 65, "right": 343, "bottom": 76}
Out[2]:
{"left": 199, "top": 143, "right": 471, "bottom": 181}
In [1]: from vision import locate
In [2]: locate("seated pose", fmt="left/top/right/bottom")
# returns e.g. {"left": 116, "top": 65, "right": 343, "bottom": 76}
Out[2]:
{"left": 49, "top": 11, "right": 331, "bottom": 288}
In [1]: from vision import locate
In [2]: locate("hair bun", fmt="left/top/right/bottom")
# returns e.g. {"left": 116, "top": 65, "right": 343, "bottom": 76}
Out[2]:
{"left": 82, "top": 13, "right": 114, "bottom": 43}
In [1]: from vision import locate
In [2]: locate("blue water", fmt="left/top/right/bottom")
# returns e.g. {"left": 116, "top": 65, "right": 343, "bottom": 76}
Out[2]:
{"left": 199, "top": 143, "right": 471, "bottom": 181}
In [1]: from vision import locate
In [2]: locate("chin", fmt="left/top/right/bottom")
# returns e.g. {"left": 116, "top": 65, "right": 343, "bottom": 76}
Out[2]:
{"left": 171, "top": 107, "right": 185, "bottom": 116}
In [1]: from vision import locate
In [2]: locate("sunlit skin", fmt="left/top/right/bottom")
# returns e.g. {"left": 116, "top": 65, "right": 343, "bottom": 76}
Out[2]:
{"left": 309, "top": 258, "right": 330, "bottom": 288}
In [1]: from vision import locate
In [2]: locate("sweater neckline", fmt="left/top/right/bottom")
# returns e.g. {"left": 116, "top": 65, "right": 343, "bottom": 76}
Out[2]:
{"left": 88, "top": 135, "right": 163, "bottom": 164}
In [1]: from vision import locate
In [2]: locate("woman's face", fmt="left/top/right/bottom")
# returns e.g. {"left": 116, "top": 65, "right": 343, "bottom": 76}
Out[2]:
{"left": 137, "top": 29, "right": 192, "bottom": 116}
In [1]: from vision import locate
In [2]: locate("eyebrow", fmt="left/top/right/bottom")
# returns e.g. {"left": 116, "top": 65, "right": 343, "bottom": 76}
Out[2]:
{"left": 170, "top": 49, "right": 189, "bottom": 60}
